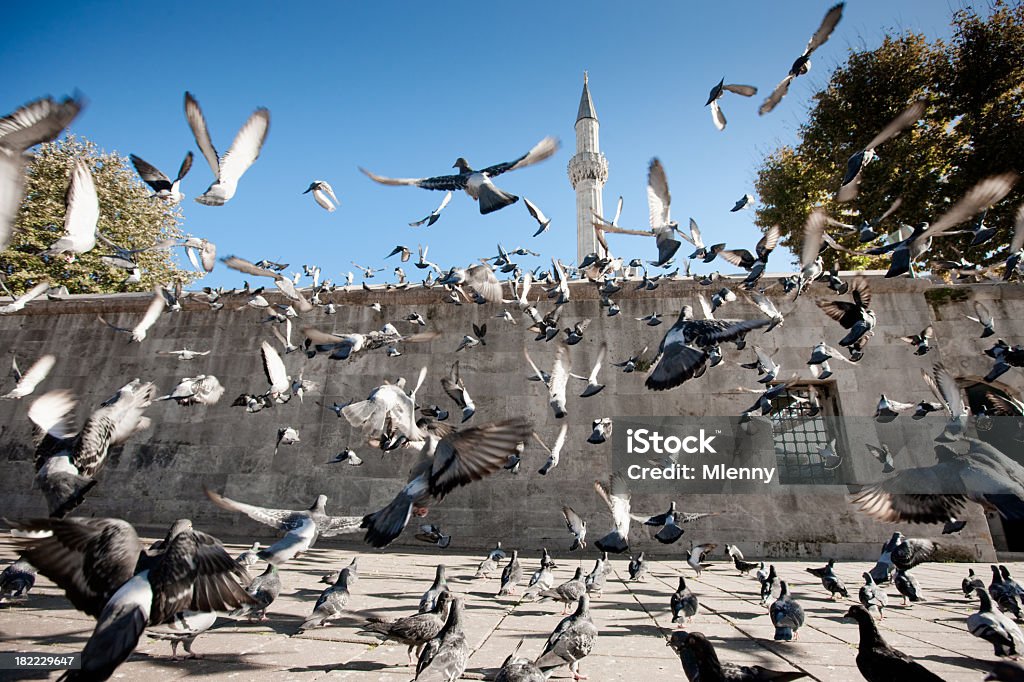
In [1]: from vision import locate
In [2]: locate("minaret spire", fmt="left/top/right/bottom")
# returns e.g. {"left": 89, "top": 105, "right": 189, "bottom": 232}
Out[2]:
{"left": 568, "top": 72, "right": 608, "bottom": 263}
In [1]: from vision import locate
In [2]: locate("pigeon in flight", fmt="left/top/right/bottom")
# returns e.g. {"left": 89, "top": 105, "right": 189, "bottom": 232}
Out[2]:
{"left": 593, "top": 158, "right": 680, "bottom": 267}
{"left": 646, "top": 305, "right": 770, "bottom": 390}
{"left": 98, "top": 284, "right": 167, "bottom": 342}
{"left": 525, "top": 197, "right": 552, "bottom": 236}
{"left": 360, "top": 136, "right": 559, "bottom": 214}
{"left": 30, "top": 380, "right": 155, "bottom": 517}
{"left": 361, "top": 417, "right": 532, "bottom": 547}
{"left": 3, "top": 354, "right": 56, "bottom": 400}
{"left": 535, "top": 423, "right": 568, "bottom": 475}
{"left": 184, "top": 91, "right": 270, "bottom": 206}
{"left": 817, "top": 276, "right": 875, "bottom": 360}
{"left": 130, "top": 151, "right": 193, "bottom": 204}
{"left": 203, "top": 489, "right": 362, "bottom": 564}
{"left": 592, "top": 473, "right": 633, "bottom": 554}
{"left": 0, "top": 94, "right": 83, "bottom": 252}
{"left": 562, "top": 505, "right": 587, "bottom": 551}
{"left": 705, "top": 79, "right": 757, "bottom": 131}
{"left": 730, "top": 193, "right": 755, "bottom": 211}
{"left": 760, "top": 3, "right": 845, "bottom": 115}
{"left": 409, "top": 190, "right": 453, "bottom": 227}
{"left": 40, "top": 159, "right": 99, "bottom": 260}
{"left": 837, "top": 100, "right": 926, "bottom": 202}
{"left": 9, "top": 517, "right": 252, "bottom": 680}
{"left": 303, "top": 180, "right": 339, "bottom": 212}
{"left": 0, "top": 281, "right": 50, "bottom": 315}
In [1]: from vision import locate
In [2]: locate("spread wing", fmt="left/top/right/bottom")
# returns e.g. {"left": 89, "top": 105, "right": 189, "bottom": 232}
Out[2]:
{"left": 261, "top": 341, "right": 289, "bottom": 393}
{"left": 594, "top": 473, "right": 631, "bottom": 535}
{"left": 647, "top": 158, "right": 671, "bottom": 228}
{"left": 480, "top": 136, "right": 559, "bottom": 177}
{"left": 222, "top": 255, "right": 279, "bottom": 279}
{"left": 921, "top": 173, "right": 1017, "bottom": 239}
{"left": 203, "top": 486, "right": 302, "bottom": 531}
{"left": 359, "top": 167, "right": 464, "bottom": 191}
{"left": 805, "top": 2, "right": 844, "bottom": 56}
{"left": 427, "top": 417, "right": 533, "bottom": 500}
{"left": 218, "top": 107, "right": 270, "bottom": 185}
{"left": 184, "top": 92, "right": 220, "bottom": 176}
{"left": 6, "top": 517, "right": 140, "bottom": 618}
{"left": 318, "top": 515, "right": 363, "bottom": 537}
{"left": 64, "top": 160, "right": 99, "bottom": 247}
{"left": 129, "top": 154, "right": 171, "bottom": 192}
{"left": 864, "top": 100, "right": 925, "bottom": 151}
{"left": 758, "top": 75, "right": 794, "bottom": 115}
{"left": 0, "top": 94, "right": 83, "bottom": 152}
{"left": 150, "top": 530, "right": 253, "bottom": 623}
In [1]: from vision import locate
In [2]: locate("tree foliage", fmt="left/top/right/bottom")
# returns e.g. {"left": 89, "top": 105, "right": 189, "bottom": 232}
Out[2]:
{"left": 755, "top": 2, "right": 1024, "bottom": 271}
{"left": 0, "top": 135, "right": 198, "bottom": 294}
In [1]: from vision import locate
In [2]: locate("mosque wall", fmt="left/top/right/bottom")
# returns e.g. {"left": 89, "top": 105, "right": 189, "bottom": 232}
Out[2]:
{"left": 1, "top": 275, "right": 1021, "bottom": 560}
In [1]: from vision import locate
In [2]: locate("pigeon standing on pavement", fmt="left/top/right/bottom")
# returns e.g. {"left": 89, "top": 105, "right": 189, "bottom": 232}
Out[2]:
{"left": 499, "top": 551, "right": 523, "bottom": 597}
{"left": 859, "top": 572, "right": 887, "bottom": 620}
{"left": 360, "top": 591, "right": 453, "bottom": 666}
{"left": 420, "top": 565, "right": 450, "bottom": 613}
{"left": 844, "top": 605, "right": 943, "bottom": 681}
{"left": 668, "top": 630, "right": 808, "bottom": 681}
{"left": 671, "top": 577, "right": 699, "bottom": 626}
{"left": 534, "top": 594, "right": 598, "bottom": 681}
{"left": 415, "top": 596, "right": 469, "bottom": 681}
{"left": 770, "top": 581, "right": 804, "bottom": 641}
{"left": 233, "top": 564, "right": 281, "bottom": 621}
{"left": 298, "top": 566, "right": 353, "bottom": 631}
{"left": 0, "top": 559, "right": 36, "bottom": 603}
{"left": 968, "top": 587, "right": 1024, "bottom": 657}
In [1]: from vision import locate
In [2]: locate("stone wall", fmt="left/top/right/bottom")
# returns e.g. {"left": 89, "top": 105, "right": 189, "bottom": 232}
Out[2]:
{"left": 2, "top": 274, "right": 1021, "bottom": 560}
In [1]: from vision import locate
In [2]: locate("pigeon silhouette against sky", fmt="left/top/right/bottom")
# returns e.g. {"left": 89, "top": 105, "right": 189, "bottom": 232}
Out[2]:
{"left": 360, "top": 136, "right": 559, "bottom": 214}
{"left": 184, "top": 91, "right": 270, "bottom": 206}
{"left": 760, "top": 3, "right": 845, "bottom": 115}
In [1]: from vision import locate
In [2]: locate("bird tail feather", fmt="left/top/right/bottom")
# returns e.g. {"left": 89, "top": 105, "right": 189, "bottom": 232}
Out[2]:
{"left": 477, "top": 184, "right": 518, "bottom": 215}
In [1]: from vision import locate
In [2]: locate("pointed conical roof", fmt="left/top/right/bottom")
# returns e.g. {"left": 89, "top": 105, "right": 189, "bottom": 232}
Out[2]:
{"left": 576, "top": 72, "right": 597, "bottom": 124}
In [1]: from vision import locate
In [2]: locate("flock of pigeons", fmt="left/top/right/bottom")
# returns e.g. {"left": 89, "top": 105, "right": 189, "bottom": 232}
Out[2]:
{"left": 2, "top": 0, "right": 1024, "bottom": 679}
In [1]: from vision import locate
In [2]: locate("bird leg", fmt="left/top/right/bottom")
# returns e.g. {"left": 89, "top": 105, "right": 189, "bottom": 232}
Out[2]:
{"left": 407, "top": 645, "right": 416, "bottom": 666}
{"left": 183, "top": 638, "right": 203, "bottom": 660}
{"left": 571, "top": 661, "right": 588, "bottom": 680}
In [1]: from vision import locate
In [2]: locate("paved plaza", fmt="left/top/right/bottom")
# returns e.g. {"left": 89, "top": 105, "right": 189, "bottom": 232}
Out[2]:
{"left": 0, "top": 537, "right": 1020, "bottom": 681}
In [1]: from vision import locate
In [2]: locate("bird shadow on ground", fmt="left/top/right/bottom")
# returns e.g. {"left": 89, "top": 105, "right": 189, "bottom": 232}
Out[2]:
{"left": 290, "top": 587, "right": 326, "bottom": 598}
{"left": 599, "top": 622, "right": 664, "bottom": 638}
{"left": 920, "top": 654, "right": 992, "bottom": 673}
{"left": 227, "top": 617, "right": 304, "bottom": 637}
{"left": 286, "top": 660, "right": 395, "bottom": 673}
{"left": 129, "top": 651, "right": 266, "bottom": 674}
{"left": 714, "top": 610, "right": 762, "bottom": 621}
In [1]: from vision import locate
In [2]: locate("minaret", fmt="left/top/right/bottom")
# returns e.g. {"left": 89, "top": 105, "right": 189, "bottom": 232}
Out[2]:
{"left": 567, "top": 73, "right": 609, "bottom": 263}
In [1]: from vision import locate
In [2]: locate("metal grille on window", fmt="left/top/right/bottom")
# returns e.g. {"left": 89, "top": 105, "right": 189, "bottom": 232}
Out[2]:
{"left": 770, "top": 383, "right": 840, "bottom": 485}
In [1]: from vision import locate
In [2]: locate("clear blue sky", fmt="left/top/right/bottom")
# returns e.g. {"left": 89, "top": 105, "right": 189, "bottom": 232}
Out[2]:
{"left": 1, "top": 1, "right": 988, "bottom": 289}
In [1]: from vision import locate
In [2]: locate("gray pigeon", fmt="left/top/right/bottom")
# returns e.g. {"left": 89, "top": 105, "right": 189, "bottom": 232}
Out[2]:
{"left": 770, "top": 581, "right": 805, "bottom": 641}
{"left": 420, "top": 565, "right": 450, "bottom": 613}
{"left": 204, "top": 489, "right": 361, "bottom": 565}
{"left": 0, "top": 559, "right": 36, "bottom": 603}
{"left": 894, "top": 568, "right": 924, "bottom": 606}
{"left": 233, "top": 564, "right": 281, "bottom": 621}
{"left": 360, "top": 591, "right": 453, "bottom": 666}
{"left": 534, "top": 594, "right": 598, "bottom": 681}
{"left": 499, "top": 551, "right": 523, "bottom": 597}
{"left": 859, "top": 572, "right": 887, "bottom": 620}
{"left": 145, "top": 610, "right": 217, "bottom": 659}
{"left": 538, "top": 567, "right": 586, "bottom": 614}
{"left": 628, "top": 552, "right": 647, "bottom": 581}
{"left": 495, "top": 638, "right": 546, "bottom": 682}
{"left": 415, "top": 596, "right": 469, "bottom": 681}
{"left": 9, "top": 517, "right": 252, "bottom": 680}
{"left": 585, "top": 557, "right": 607, "bottom": 598}
{"left": 298, "top": 567, "right": 352, "bottom": 631}
{"left": 968, "top": 587, "right": 1024, "bottom": 657}
{"left": 671, "top": 577, "right": 699, "bottom": 625}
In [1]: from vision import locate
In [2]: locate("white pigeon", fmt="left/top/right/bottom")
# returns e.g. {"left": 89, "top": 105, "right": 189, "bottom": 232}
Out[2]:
{"left": 41, "top": 159, "right": 99, "bottom": 260}
{"left": 261, "top": 341, "right": 290, "bottom": 401}
{"left": 0, "top": 94, "right": 83, "bottom": 252}
{"left": 184, "top": 91, "right": 270, "bottom": 206}
{"left": 593, "top": 473, "right": 632, "bottom": 554}
{"left": 181, "top": 237, "right": 217, "bottom": 273}
{"left": 3, "top": 354, "right": 56, "bottom": 400}
{"left": 0, "top": 281, "right": 50, "bottom": 314}
{"left": 276, "top": 427, "right": 300, "bottom": 454}
{"left": 304, "top": 180, "right": 339, "bottom": 212}
{"left": 98, "top": 285, "right": 166, "bottom": 342}
{"left": 157, "top": 348, "right": 211, "bottom": 361}
{"left": 535, "top": 423, "right": 568, "bottom": 475}
{"left": 160, "top": 375, "right": 225, "bottom": 406}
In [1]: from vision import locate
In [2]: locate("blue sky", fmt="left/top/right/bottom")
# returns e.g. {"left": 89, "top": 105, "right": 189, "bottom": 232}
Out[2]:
{"left": 1, "top": 1, "right": 987, "bottom": 289}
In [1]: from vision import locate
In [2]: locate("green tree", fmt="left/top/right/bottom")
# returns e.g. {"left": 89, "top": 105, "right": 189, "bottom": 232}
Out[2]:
{"left": 1, "top": 135, "right": 198, "bottom": 294}
{"left": 755, "top": 2, "right": 1024, "bottom": 271}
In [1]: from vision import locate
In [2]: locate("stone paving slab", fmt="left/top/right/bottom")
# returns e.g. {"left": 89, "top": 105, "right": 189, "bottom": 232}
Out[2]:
{"left": 0, "top": 537, "right": 1021, "bottom": 681}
